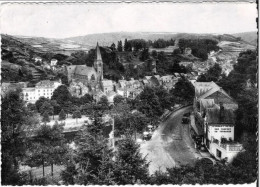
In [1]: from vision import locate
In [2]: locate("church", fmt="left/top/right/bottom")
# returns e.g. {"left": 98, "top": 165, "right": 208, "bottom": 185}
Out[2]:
{"left": 66, "top": 43, "right": 112, "bottom": 98}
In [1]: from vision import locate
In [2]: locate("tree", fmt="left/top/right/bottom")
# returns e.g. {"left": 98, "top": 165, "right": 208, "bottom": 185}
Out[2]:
{"left": 59, "top": 109, "right": 66, "bottom": 121}
{"left": 117, "top": 40, "right": 123, "bottom": 52}
{"left": 42, "top": 111, "right": 50, "bottom": 124}
{"left": 26, "top": 123, "right": 67, "bottom": 177}
{"left": 113, "top": 95, "right": 124, "bottom": 105}
{"left": 51, "top": 85, "right": 71, "bottom": 108}
{"left": 27, "top": 103, "right": 37, "bottom": 112}
{"left": 173, "top": 48, "right": 181, "bottom": 55}
{"left": 124, "top": 39, "right": 129, "bottom": 51}
{"left": 140, "top": 48, "right": 149, "bottom": 61}
{"left": 135, "top": 87, "right": 163, "bottom": 118}
{"left": 50, "top": 99, "right": 60, "bottom": 116}
{"left": 73, "top": 110, "right": 82, "bottom": 123}
{"left": 170, "top": 78, "right": 195, "bottom": 105}
{"left": 110, "top": 43, "right": 116, "bottom": 51}
{"left": 80, "top": 94, "right": 93, "bottom": 104}
{"left": 1, "top": 90, "right": 38, "bottom": 185}
{"left": 98, "top": 95, "right": 109, "bottom": 110}
{"left": 63, "top": 101, "right": 73, "bottom": 117}
{"left": 113, "top": 138, "right": 150, "bottom": 184}
{"left": 40, "top": 101, "right": 54, "bottom": 116}
{"left": 35, "top": 96, "right": 49, "bottom": 112}
{"left": 61, "top": 128, "right": 115, "bottom": 185}
{"left": 151, "top": 50, "right": 158, "bottom": 58}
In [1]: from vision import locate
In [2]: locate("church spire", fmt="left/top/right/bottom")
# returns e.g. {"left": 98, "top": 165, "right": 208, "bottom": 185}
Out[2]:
{"left": 94, "top": 42, "right": 103, "bottom": 81}
{"left": 96, "top": 42, "right": 102, "bottom": 61}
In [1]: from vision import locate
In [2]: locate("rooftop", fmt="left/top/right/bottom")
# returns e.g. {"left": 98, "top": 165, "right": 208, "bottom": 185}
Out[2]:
{"left": 206, "top": 107, "right": 235, "bottom": 124}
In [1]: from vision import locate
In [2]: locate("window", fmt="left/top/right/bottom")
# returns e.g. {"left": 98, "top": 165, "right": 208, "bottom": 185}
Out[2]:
{"left": 216, "top": 149, "right": 222, "bottom": 158}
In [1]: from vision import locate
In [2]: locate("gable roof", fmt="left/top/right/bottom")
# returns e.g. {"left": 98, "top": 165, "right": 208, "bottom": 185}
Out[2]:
{"left": 194, "top": 81, "right": 219, "bottom": 98}
{"left": 198, "top": 86, "right": 231, "bottom": 100}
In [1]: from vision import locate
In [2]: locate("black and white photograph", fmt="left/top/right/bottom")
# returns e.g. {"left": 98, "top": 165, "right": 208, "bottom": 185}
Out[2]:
{"left": 0, "top": 1, "right": 258, "bottom": 186}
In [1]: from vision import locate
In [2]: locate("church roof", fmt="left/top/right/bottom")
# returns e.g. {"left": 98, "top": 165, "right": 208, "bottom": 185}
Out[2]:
{"left": 73, "top": 65, "right": 96, "bottom": 76}
{"left": 96, "top": 43, "right": 102, "bottom": 61}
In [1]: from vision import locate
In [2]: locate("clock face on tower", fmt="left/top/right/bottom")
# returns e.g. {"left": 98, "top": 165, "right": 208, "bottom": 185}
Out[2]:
{"left": 98, "top": 64, "right": 102, "bottom": 67}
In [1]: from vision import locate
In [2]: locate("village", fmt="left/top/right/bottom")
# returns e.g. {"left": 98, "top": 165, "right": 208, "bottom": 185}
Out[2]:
{"left": 2, "top": 41, "right": 245, "bottom": 172}
{"left": 1, "top": 2, "right": 257, "bottom": 185}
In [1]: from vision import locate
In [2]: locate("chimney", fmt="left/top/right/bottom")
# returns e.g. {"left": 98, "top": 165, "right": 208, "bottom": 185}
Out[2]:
{"left": 219, "top": 102, "right": 225, "bottom": 123}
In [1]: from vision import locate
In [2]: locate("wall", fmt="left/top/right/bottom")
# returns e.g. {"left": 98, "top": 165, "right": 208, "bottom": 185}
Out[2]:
{"left": 208, "top": 125, "right": 234, "bottom": 141}
{"left": 209, "top": 142, "right": 241, "bottom": 163}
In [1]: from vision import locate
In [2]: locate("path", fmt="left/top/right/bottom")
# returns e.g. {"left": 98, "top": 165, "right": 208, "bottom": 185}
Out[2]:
{"left": 140, "top": 106, "right": 201, "bottom": 174}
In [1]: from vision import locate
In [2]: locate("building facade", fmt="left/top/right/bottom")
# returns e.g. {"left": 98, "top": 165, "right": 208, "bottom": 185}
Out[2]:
{"left": 22, "top": 80, "right": 61, "bottom": 103}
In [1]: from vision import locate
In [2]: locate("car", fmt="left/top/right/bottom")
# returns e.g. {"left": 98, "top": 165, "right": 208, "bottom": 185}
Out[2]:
{"left": 182, "top": 117, "right": 190, "bottom": 124}
{"left": 183, "top": 112, "right": 190, "bottom": 117}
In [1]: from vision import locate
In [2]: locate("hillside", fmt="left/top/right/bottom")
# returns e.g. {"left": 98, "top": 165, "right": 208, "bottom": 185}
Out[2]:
{"left": 10, "top": 35, "right": 91, "bottom": 55}
{"left": 65, "top": 32, "right": 221, "bottom": 46}
{"left": 232, "top": 31, "right": 257, "bottom": 46}
{"left": 64, "top": 31, "right": 257, "bottom": 47}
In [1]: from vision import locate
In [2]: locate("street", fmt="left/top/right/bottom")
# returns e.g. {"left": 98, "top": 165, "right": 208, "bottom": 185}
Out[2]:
{"left": 140, "top": 106, "right": 201, "bottom": 174}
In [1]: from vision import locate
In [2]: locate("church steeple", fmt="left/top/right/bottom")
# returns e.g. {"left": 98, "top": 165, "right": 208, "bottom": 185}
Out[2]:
{"left": 94, "top": 42, "right": 103, "bottom": 81}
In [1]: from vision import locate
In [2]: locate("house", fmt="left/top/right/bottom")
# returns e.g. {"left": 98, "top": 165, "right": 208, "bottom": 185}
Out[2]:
{"left": 50, "top": 59, "right": 58, "bottom": 70}
{"left": 142, "top": 79, "right": 149, "bottom": 87}
{"left": 50, "top": 59, "right": 58, "bottom": 66}
{"left": 194, "top": 81, "right": 238, "bottom": 111}
{"left": 101, "top": 79, "right": 115, "bottom": 94}
{"left": 204, "top": 104, "right": 243, "bottom": 163}
{"left": 69, "top": 80, "right": 90, "bottom": 98}
{"left": 149, "top": 76, "right": 160, "bottom": 87}
{"left": 106, "top": 91, "right": 118, "bottom": 104}
{"left": 179, "top": 61, "right": 193, "bottom": 68}
{"left": 2, "top": 82, "right": 29, "bottom": 97}
{"left": 144, "top": 76, "right": 152, "bottom": 80}
{"left": 192, "top": 81, "right": 242, "bottom": 163}
{"left": 160, "top": 75, "right": 176, "bottom": 91}
{"left": 34, "top": 57, "right": 42, "bottom": 63}
{"left": 22, "top": 80, "right": 62, "bottom": 103}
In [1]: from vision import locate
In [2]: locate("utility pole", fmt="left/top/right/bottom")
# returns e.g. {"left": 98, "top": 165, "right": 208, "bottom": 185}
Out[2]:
{"left": 112, "top": 117, "right": 115, "bottom": 151}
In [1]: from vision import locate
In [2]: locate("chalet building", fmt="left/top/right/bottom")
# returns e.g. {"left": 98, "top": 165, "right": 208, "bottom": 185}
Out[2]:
{"left": 22, "top": 80, "right": 61, "bottom": 103}
{"left": 203, "top": 104, "right": 243, "bottom": 163}
{"left": 192, "top": 81, "right": 242, "bottom": 163}
{"left": 194, "top": 81, "right": 238, "bottom": 112}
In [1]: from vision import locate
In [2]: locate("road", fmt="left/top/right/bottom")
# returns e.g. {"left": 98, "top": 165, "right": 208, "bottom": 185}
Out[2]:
{"left": 140, "top": 106, "right": 201, "bottom": 174}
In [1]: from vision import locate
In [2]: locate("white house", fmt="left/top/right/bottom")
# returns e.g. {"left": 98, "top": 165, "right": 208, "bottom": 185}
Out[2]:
{"left": 50, "top": 59, "right": 58, "bottom": 70}
{"left": 34, "top": 57, "right": 42, "bottom": 63}
{"left": 203, "top": 104, "right": 243, "bottom": 163}
{"left": 22, "top": 80, "right": 62, "bottom": 103}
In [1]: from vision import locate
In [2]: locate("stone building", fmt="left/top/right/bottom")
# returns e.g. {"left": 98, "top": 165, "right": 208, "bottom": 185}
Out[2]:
{"left": 66, "top": 43, "right": 104, "bottom": 96}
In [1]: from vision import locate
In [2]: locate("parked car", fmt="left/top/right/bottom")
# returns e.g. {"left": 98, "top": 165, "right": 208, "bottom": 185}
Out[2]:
{"left": 183, "top": 112, "right": 190, "bottom": 117}
{"left": 182, "top": 117, "right": 190, "bottom": 124}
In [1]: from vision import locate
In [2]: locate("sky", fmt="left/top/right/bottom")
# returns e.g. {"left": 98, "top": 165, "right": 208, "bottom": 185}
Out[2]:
{"left": 0, "top": 2, "right": 257, "bottom": 38}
